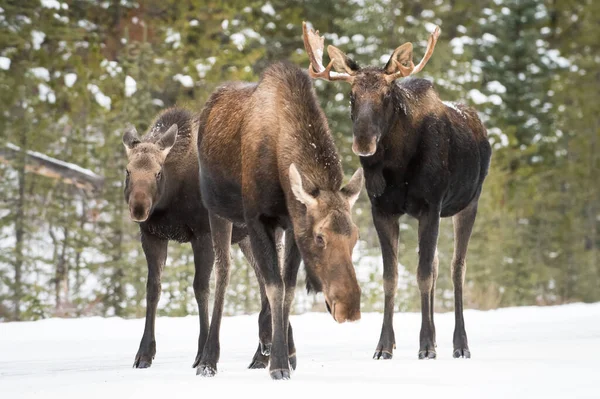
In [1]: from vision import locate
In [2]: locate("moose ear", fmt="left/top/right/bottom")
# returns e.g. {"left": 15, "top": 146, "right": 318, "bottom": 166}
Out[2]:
{"left": 341, "top": 168, "right": 364, "bottom": 209}
{"left": 384, "top": 42, "right": 414, "bottom": 77}
{"left": 327, "top": 45, "right": 359, "bottom": 76}
{"left": 157, "top": 124, "right": 178, "bottom": 158}
{"left": 122, "top": 126, "right": 140, "bottom": 155}
{"left": 289, "top": 163, "right": 318, "bottom": 208}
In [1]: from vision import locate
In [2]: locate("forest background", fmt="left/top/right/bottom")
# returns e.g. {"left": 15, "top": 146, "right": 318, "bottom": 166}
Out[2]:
{"left": 1, "top": 0, "right": 598, "bottom": 321}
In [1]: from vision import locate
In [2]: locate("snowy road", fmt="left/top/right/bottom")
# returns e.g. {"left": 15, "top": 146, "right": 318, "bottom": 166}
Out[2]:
{"left": 1, "top": 303, "right": 599, "bottom": 398}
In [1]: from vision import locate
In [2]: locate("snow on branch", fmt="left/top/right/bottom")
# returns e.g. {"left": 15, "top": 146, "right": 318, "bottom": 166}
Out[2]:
{"left": 0, "top": 143, "right": 104, "bottom": 193}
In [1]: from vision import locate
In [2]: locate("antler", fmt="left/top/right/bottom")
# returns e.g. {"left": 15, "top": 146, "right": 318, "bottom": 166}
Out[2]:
{"left": 302, "top": 22, "right": 354, "bottom": 82}
{"left": 385, "top": 25, "right": 441, "bottom": 82}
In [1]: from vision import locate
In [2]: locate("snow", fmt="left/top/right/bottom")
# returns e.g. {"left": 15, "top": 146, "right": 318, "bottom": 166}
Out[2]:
{"left": 443, "top": 101, "right": 465, "bottom": 118}
{"left": 38, "top": 83, "right": 56, "bottom": 103}
{"left": 261, "top": 2, "right": 275, "bottom": 16}
{"left": 0, "top": 303, "right": 598, "bottom": 398}
{"left": 64, "top": 72, "right": 77, "bottom": 87}
{"left": 6, "top": 143, "right": 102, "bottom": 179}
{"left": 125, "top": 75, "right": 137, "bottom": 97}
{"left": 449, "top": 36, "right": 473, "bottom": 55}
{"left": 486, "top": 80, "right": 506, "bottom": 94}
{"left": 165, "top": 28, "right": 181, "bottom": 49}
{"left": 173, "top": 74, "right": 194, "bottom": 88}
{"left": 230, "top": 28, "right": 264, "bottom": 50}
{"left": 31, "top": 30, "right": 46, "bottom": 50}
{"left": 29, "top": 67, "right": 50, "bottom": 81}
{"left": 86, "top": 84, "right": 111, "bottom": 110}
{"left": 40, "top": 0, "right": 61, "bottom": 9}
{"left": 0, "top": 56, "right": 10, "bottom": 70}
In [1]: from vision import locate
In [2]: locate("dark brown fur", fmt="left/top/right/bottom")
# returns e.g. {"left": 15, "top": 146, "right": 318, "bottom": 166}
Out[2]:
{"left": 197, "top": 62, "right": 364, "bottom": 379}
{"left": 122, "top": 107, "right": 258, "bottom": 374}
{"left": 318, "top": 51, "right": 492, "bottom": 360}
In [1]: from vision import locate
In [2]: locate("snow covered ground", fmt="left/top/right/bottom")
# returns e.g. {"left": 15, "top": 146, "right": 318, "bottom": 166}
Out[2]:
{"left": 1, "top": 303, "right": 599, "bottom": 398}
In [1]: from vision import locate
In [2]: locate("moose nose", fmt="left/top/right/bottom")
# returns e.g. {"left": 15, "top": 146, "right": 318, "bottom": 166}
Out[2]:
{"left": 129, "top": 193, "right": 151, "bottom": 222}
{"left": 326, "top": 300, "right": 361, "bottom": 323}
{"left": 352, "top": 135, "right": 378, "bottom": 157}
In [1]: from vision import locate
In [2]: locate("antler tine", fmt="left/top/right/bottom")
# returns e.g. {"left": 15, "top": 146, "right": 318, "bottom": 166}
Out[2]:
{"left": 302, "top": 21, "right": 353, "bottom": 82}
{"left": 411, "top": 25, "right": 441, "bottom": 75}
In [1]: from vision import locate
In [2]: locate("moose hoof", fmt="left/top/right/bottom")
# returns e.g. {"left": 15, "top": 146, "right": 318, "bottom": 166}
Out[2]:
{"left": 249, "top": 359, "right": 268, "bottom": 369}
{"left": 196, "top": 364, "right": 217, "bottom": 377}
{"left": 260, "top": 342, "right": 272, "bottom": 356}
{"left": 133, "top": 354, "right": 153, "bottom": 369}
{"left": 418, "top": 349, "right": 437, "bottom": 359}
{"left": 453, "top": 348, "right": 471, "bottom": 359}
{"left": 373, "top": 350, "right": 393, "bottom": 360}
{"left": 192, "top": 354, "right": 202, "bottom": 368}
{"left": 270, "top": 368, "right": 291, "bottom": 380}
{"left": 289, "top": 353, "right": 297, "bottom": 371}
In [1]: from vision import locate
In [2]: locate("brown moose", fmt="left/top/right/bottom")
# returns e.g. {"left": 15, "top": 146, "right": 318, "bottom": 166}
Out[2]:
{"left": 197, "top": 62, "right": 364, "bottom": 379}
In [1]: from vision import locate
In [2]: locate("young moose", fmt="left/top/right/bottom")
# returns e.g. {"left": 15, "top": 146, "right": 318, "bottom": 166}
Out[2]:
{"left": 304, "top": 23, "right": 492, "bottom": 359}
{"left": 197, "top": 62, "right": 364, "bottom": 379}
{"left": 122, "top": 108, "right": 258, "bottom": 374}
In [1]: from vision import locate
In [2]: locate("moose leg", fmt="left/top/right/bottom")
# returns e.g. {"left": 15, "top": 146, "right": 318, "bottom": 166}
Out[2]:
{"left": 134, "top": 232, "right": 168, "bottom": 368}
{"left": 238, "top": 237, "right": 272, "bottom": 369}
{"left": 196, "top": 214, "right": 232, "bottom": 377}
{"left": 246, "top": 216, "right": 289, "bottom": 380}
{"left": 430, "top": 249, "right": 439, "bottom": 347}
{"left": 451, "top": 198, "right": 478, "bottom": 358}
{"left": 190, "top": 234, "right": 215, "bottom": 368}
{"left": 417, "top": 206, "right": 441, "bottom": 359}
{"left": 248, "top": 281, "right": 271, "bottom": 369}
{"left": 372, "top": 209, "right": 400, "bottom": 360}
{"left": 282, "top": 228, "right": 301, "bottom": 370}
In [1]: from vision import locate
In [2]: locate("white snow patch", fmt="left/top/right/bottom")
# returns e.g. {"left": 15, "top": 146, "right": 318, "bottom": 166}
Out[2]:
{"left": 544, "top": 49, "right": 570, "bottom": 68}
{"left": 100, "top": 59, "right": 122, "bottom": 77}
{"left": 443, "top": 101, "right": 465, "bottom": 118}
{"left": 124, "top": 75, "right": 137, "bottom": 97}
{"left": 64, "top": 73, "right": 77, "bottom": 87}
{"left": 87, "top": 84, "right": 111, "bottom": 110}
{"left": 40, "top": 0, "right": 61, "bottom": 9}
{"left": 196, "top": 57, "right": 216, "bottom": 78}
{"left": 165, "top": 28, "right": 181, "bottom": 49}
{"left": 6, "top": 143, "right": 101, "bottom": 178}
{"left": 449, "top": 36, "right": 473, "bottom": 55}
{"left": 152, "top": 98, "right": 164, "bottom": 107}
{"left": 486, "top": 80, "right": 506, "bottom": 94}
{"left": 421, "top": 9, "right": 435, "bottom": 18}
{"left": 173, "top": 74, "right": 194, "bottom": 88}
{"left": 481, "top": 33, "right": 498, "bottom": 44}
{"left": 31, "top": 30, "right": 46, "bottom": 50}
{"left": 190, "top": 19, "right": 199, "bottom": 27}
{"left": 222, "top": 19, "right": 229, "bottom": 30}
{"left": 29, "top": 67, "right": 50, "bottom": 81}
{"left": 0, "top": 304, "right": 598, "bottom": 398}
{"left": 38, "top": 83, "right": 56, "bottom": 103}
{"left": 0, "top": 56, "right": 10, "bottom": 70}
{"left": 261, "top": 2, "right": 275, "bottom": 16}
{"left": 468, "top": 89, "right": 488, "bottom": 104}
{"left": 230, "top": 28, "right": 263, "bottom": 50}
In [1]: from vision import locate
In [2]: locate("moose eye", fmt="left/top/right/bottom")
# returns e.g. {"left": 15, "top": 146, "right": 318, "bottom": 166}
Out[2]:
{"left": 315, "top": 234, "right": 326, "bottom": 247}
{"left": 155, "top": 171, "right": 162, "bottom": 180}
{"left": 126, "top": 170, "right": 130, "bottom": 178}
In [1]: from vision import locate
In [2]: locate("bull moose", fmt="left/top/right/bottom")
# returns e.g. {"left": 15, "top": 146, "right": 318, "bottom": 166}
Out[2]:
{"left": 123, "top": 108, "right": 264, "bottom": 375}
{"left": 197, "top": 61, "right": 364, "bottom": 379}
{"left": 303, "top": 23, "right": 492, "bottom": 360}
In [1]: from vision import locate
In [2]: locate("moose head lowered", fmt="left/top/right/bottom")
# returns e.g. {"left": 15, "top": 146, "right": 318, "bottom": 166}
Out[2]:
{"left": 304, "top": 22, "right": 492, "bottom": 360}
{"left": 197, "top": 61, "right": 364, "bottom": 379}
